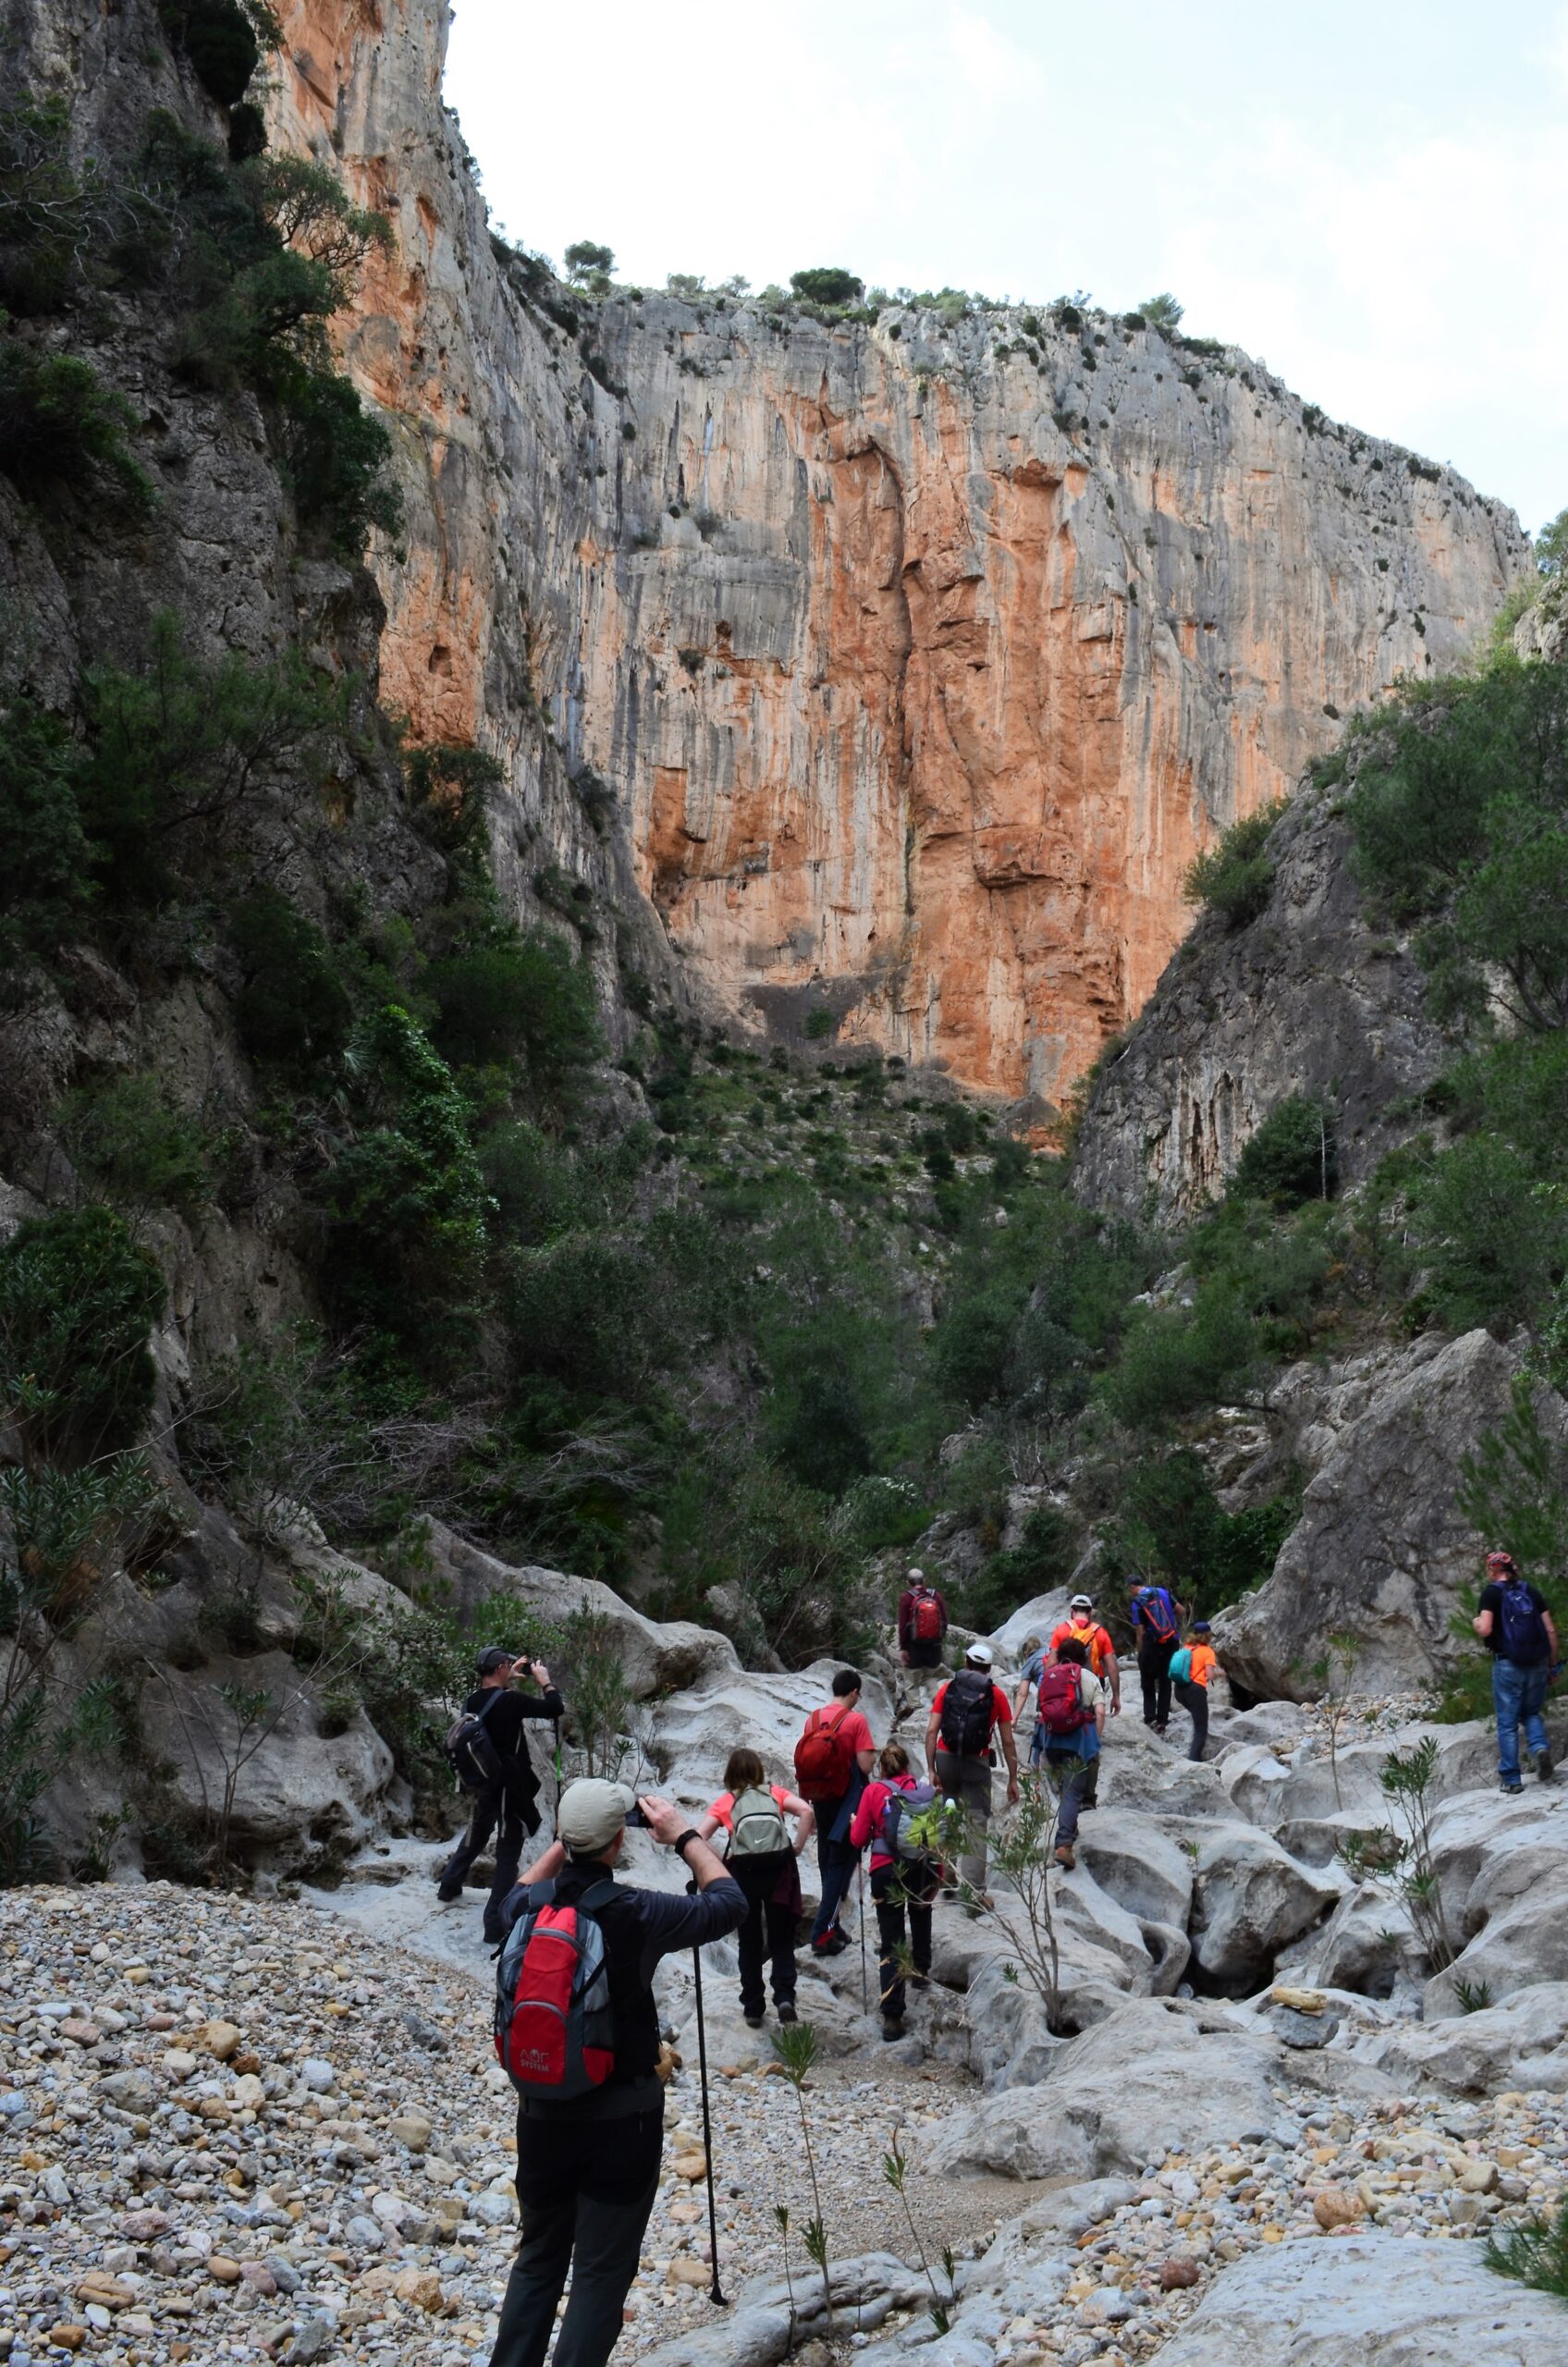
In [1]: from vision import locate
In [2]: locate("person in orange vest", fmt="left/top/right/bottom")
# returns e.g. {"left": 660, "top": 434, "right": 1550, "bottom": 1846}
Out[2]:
{"left": 1169, "top": 1622, "right": 1219, "bottom": 1761}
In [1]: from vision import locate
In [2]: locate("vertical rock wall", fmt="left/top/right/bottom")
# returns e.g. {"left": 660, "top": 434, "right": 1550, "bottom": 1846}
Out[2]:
{"left": 52, "top": 0, "right": 1526, "bottom": 1100}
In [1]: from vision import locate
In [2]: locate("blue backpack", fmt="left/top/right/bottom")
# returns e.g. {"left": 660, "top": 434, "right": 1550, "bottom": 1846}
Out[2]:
{"left": 1135, "top": 1587, "right": 1180, "bottom": 1645}
{"left": 1498, "top": 1576, "right": 1550, "bottom": 1666}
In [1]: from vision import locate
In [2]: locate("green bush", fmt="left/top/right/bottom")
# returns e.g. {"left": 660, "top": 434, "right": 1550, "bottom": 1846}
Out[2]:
{"left": 58, "top": 1074, "right": 210, "bottom": 1214}
{"left": 322, "top": 1005, "right": 489, "bottom": 1349}
{"left": 229, "top": 885, "right": 352, "bottom": 1073}
{"left": 1099, "top": 1283, "right": 1256, "bottom": 1432}
{"left": 0, "top": 696, "right": 93, "bottom": 965}
{"left": 1109, "top": 1449, "right": 1298, "bottom": 1613}
{"left": 141, "top": 116, "right": 400, "bottom": 555}
{"left": 959, "top": 1502, "right": 1078, "bottom": 1632}
{"left": 426, "top": 928, "right": 601, "bottom": 1097}
{"left": 1348, "top": 662, "right": 1568, "bottom": 926}
{"left": 0, "top": 1207, "right": 165, "bottom": 1463}
{"left": 272, "top": 361, "right": 402, "bottom": 556}
{"left": 80, "top": 612, "right": 345, "bottom": 910}
{"left": 0, "top": 328, "right": 153, "bottom": 512}
{"left": 160, "top": 0, "right": 268, "bottom": 105}
{"left": 1231, "top": 1095, "right": 1338, "bottom": 1206}
{"left": 1410, "top": 1134, "right": 1568, "bottom": 1336}
{"left": 1183, "top": 803, "right": 1285, "bottom": 927}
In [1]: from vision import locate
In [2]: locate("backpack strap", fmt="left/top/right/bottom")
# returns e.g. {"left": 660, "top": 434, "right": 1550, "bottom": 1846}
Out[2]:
{"left": 569, "top": 1877, "right": 619, "bottom": 1917}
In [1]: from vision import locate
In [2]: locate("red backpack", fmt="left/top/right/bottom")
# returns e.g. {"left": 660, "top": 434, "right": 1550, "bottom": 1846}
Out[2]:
{"left": 794, "top": 1701, "right": 857, "bottom": 1802}
{"left": 909, "top": 1587, "right": 945, "bottom": 1643}
{"left": 1036, "top": 1663, "right": 1095, "bottom": 1740}
{"left": 495, "top": 1878, "right": 617, "bottom": 2099}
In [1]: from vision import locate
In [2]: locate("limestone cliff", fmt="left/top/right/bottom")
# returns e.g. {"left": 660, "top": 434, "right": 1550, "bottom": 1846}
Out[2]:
{"left": 263, "top": 0, "right": 1527, "bottom": 1103}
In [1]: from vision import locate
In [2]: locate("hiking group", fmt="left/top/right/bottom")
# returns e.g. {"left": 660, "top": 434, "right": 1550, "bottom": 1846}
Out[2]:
{"left": 443, "top": 1538, "right": 1557, "bottom": 2367}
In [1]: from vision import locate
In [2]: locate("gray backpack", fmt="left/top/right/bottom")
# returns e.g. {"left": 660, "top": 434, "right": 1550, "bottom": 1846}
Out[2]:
{"left": 729, "top": 1784, "right": 789, "bottom": 1860}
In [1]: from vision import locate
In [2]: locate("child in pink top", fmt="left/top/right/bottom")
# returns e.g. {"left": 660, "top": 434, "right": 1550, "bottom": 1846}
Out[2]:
{"left": 696, "top": 1748, "right": 814, "bottom": 2029}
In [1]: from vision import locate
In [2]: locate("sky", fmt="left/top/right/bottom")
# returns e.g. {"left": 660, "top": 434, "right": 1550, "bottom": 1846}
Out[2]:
{"left": 444, "top": 1, "right": 1567, "bottom": 534}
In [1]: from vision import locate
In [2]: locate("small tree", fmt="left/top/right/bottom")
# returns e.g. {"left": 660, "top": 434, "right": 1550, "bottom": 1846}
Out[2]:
{"left": 790, "top": 267, "right": 864, "bottom": 309}
{"left": 771, "top": 2022, "right": 833, "bottom": 2330}
{"left": 1536, "top": 508, "right": 1568, "bottom": 579}
{"left": 974, "top": 1774, "right": 1066, "bottom": 2028}
{"left": 1139, "top": 291, "right": 1183, "bottom": 333}
{"left": 1310, "top": 1630, "right": 1362, "bottom": 1809}
{"left": 1379, "top": 1737, "right": 1457, "bottom": 1972}
{"left": 563, "top": 239, "right": 614, "bottom": 293}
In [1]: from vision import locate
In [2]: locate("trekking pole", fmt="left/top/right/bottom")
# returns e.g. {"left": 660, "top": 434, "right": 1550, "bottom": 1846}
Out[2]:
{"left": 689, "top": 1932, "right": 728, "bottom": 2308}
{"left": 857, "top": 1856, "right": 869, "bottom": 2015}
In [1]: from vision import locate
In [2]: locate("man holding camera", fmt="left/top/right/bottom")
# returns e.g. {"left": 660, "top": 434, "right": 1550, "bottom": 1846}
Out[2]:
{"left": 437, "top": 1646, "right": 564, "bottom": 1944}
{"left": 491, "top": 1780, "right": 744, "bottom": 2367}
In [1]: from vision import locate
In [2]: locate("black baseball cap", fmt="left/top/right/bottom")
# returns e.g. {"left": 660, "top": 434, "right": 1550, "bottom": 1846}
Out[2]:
{"left": 476, "top": 1645, "right": 514, "bottom": 1675}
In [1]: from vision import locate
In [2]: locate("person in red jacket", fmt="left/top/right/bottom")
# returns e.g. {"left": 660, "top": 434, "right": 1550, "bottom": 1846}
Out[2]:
{"left": 850, "top": 1741, "right": 940, "bottom": 2041}
{"left": 897, "top": 1567, "right": 949, "bottom": 1670}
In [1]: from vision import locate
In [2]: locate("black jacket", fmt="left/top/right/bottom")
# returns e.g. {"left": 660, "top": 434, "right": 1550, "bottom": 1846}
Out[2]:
{"left": 462, "top": 1683, "right": 563, "bottom": 1796}
{"left": 508, "top": 1859, "right": 745, "bottom": 2119}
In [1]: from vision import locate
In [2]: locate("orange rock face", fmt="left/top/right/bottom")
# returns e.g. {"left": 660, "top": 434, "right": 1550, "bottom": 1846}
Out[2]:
{"left": 270, "top": 0, "right": 1530, "bottom": 1106}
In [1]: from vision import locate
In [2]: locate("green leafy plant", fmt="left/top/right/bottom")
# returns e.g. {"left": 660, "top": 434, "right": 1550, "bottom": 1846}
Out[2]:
{"left": 57, "top": 1073, "right": 211, "bottom": 1216}
{"left": 0, "top": 694, "right": 93, "bottom": 966}
{"left": 883, "top": 2132, "right": 956, "bottom": 2334}
{"left": 1379, "top": 1738, "right": 1457, "bottom": 1972}
{"left": 0, "top": 1206, "right": 165, "bottom": 1465}
{"left": 1484, "top": 2196, "right": 1568, "bottom": 2302}
{"left": 1183, "top": 803, "right": 1284, "bottom": 926}
{"left": 81, "top": 611, "right": 346, "bottom": 913}
{"left": 229, "top": 885, "right": 353, "bottom": 1073}
{"left": 770, "top": 2020, "right": 833, "bottom": 2331}
{"left": 1453, "top": 1976, "right": 1494, "bottom": 2015}
{"left": 0, "top": 326, "right": 153, "bottom": 512}
{"left": 1231, "top": 1095, "right": 1338, "bottom": 1206}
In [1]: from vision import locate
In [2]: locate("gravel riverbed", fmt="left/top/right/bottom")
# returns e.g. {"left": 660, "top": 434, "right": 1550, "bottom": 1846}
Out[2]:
{"left": 2, "top": 1883, "right": 1564, "bottom": 2367}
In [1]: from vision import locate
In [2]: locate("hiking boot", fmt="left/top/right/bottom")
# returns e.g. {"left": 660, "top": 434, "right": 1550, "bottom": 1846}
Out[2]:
{"left": 776, "top": 2004, "right": 799, "bottom": 2024}
{"left": 1500, "top": 1779, "right": 1525, "bottom": 1796}
{"left": 910, "top": 1971, "right": 930, "bottom": 1992}
{"left": 811, "top": 1932, "right": 849, "bottom": 1958}
{"left": 881, "top": 2018, "right": 906, "bottom": 2043}
{"left": 1079, "top": 1797, "right": 1098, "bottom": 1813}
{"left": 1053, "top": 1842, "right": 1076, "bottom": 1870}
{"left": 743, "top": 2010, "right": 766, "bottom": 2029}
{"left": 1537, "top": 1747, "right": 1555, "bottom": 1783}
{"left": 1153, "top": 1721, "right": 1169, "bottom": 1736}
{"left": 436, "top": 1879, "right": 463, "bottom": 1904}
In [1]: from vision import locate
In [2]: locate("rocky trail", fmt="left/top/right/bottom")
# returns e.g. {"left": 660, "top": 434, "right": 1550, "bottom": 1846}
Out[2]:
{"left": 6, "top": 1596, "right": 1568, "bottom": 2367}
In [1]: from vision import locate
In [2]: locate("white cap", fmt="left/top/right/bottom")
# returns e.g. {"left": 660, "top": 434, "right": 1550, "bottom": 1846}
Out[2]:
{"left": 907, "top": 1566, "right": 925, "bottom": 1583}
{"left": 964, "top": 1642, "right": 994, "bottom": 1669}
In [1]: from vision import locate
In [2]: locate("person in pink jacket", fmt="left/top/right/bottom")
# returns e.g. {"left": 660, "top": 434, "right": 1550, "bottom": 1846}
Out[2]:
{"left": 850, "top": 1741, "right": 941, "bottom": 2041}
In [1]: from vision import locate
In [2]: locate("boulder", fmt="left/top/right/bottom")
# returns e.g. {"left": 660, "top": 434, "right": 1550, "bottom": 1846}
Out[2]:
{"left": 645, "top": 1660, "right": 897, "bottom": 1809}
{"left": 422, "top": 1521, "right": 741, "bottom": 1701}
{"left": 1075, "top": 1810, "right": 1195, "bottom": 1931}
{"left": 1272, "top": 1880, "right": 1415, "bottom": 1997}
{"left": 1189, "top": 1825, "right": 1342, "bottom": 1984}
{"left": 1142, "top": 2226, "right": 1567, "bottom": 2362}
{"left": 922, "top": 1999, "right": 1282, "bottom": 2179}
{"left": 986, "top": 1592, "right": 1073, "bottom": 1663}
{"left": 1213, "top": 1333, "right": 1568, "bottom": 1699}
{"left": 1360, "top": 1981, "right": 1568, "bottom": 2094}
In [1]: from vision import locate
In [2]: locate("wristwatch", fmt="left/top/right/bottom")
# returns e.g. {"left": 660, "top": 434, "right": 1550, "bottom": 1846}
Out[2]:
{"left": 674, "top": 1828, "right": 702, "bottom": 1858}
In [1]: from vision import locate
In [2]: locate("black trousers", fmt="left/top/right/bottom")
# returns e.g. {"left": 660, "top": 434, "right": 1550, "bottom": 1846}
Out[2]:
{"left": 735, "top": 1890, "right": 799, "bottom": 2015}
{"left": 442, "top": 1772, "right": 539, "bottom": 1932}
{"left": 903, "top": 1638, "right": 944, "bottom": 1669}
{"left": 1173, "top": 1676, "right": 1209, "bottom": 1761}
{"left": 491, "top": 2107, "right": 663, "bottom": 2367}
{"left": 1139, "top": 1636, "right": 1177, "bottom": 1728}
{"left": 871, "top": 1860, "right": 936, "bottom": 2024}
{"left": 812, "top": 1809, "right": 859, "bottom": 1943}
